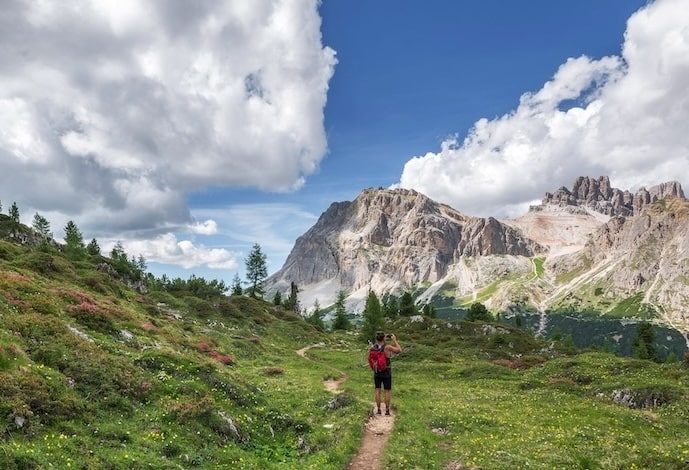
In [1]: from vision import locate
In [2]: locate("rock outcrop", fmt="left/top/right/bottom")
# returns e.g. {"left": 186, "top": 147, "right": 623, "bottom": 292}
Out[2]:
{"left": 541, "top": 176, "right": 685, "bottom": 217}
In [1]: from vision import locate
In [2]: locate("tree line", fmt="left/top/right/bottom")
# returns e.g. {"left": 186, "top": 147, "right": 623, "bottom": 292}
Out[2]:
{"left": 2, "top": 201, "right": 438, "bottom": 331}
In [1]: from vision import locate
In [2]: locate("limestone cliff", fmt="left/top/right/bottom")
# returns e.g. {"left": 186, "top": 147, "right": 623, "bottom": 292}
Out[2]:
{"left": 542, "top": 176, "right": 685, "bottom": 216}
{"left": 267, "top": 177, "right": 689, "bottom": 340}
{"left": 267, "top": 188, "right": 544, "bottom": 307}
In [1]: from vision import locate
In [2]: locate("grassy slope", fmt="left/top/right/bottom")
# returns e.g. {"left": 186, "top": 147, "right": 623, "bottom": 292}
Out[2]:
{"left": 2, "top": 238, "right": 689, "bottom": 469}
{"left": 0, "top": 240, "right": 365, "bottom": 469}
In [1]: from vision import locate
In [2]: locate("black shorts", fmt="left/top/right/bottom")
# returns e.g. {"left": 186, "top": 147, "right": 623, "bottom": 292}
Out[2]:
{"left": 374, "top": 373, "right": 392, "bottom": 390}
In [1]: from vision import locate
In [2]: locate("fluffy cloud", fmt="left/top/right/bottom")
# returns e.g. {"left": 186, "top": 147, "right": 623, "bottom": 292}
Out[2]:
{"left": 397, "top": 0, "right": 689, "bottom": 218}
{"left": 114, "top": 233, "right": 238, "bottom": 270}
{"left": 0, "top": 0, "right": 336, "bottom": 230}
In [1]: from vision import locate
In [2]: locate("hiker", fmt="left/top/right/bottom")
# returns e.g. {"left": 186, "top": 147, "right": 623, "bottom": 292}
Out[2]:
{"left": 370, "top": 331, "right": 401, "bottom": 416}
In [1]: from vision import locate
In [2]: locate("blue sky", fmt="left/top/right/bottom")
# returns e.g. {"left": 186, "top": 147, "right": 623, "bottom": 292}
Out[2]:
{"left": 1, "top": 0, "right": 688, "bottom": 287}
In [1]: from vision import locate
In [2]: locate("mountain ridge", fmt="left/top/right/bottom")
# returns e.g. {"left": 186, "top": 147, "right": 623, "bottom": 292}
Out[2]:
{"left": 267, "top": 176, "right": 689, "bottom": 343}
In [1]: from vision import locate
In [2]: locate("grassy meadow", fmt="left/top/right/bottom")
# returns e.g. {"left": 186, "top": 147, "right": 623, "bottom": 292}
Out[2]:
{"left": 2, "top": 235, "right": 689, "bottom": 469}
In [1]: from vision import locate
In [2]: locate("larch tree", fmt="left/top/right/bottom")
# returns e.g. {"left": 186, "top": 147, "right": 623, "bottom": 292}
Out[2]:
{"left": 306, "top": 300, "right": 325, "bottom": 330}
{"left": 633, "top": 322, "right": 657, "bottom": 361}
{"left": 382, "top": 294, "right": 399, "bottom": 319}
{"left": 331, "top": 290, "right": 351, "bottom": 331}
{"left": 9, "top": 202, "right": 20, "bottom": 223}
{"left": 466, "top": 302, "right": 491, "bottom": 322}
{"left": 86, "top": 238, "right": 101, "bottom": 256}
{"left": 360, "top": 290, "right": 385, "bottom": 342}
{"left": 285, "top": 281, "right": 301, "bottom": 314}
{"left": 399, "top": 291, "right": 417, "bottom": 317}
{"left": 231, "top": 274, "right": 243, "bottom": 296}
{"left": 32, "top": 213, "right": 51, "bottom": 239}
{"left": 245, "top": 243, "right": 267, "bottom": 299}
{"left": 63, "top": 220, "right": 85, "bottom": 258}
{"left": 272, "top": 290, "right": 283, "bottom": 306}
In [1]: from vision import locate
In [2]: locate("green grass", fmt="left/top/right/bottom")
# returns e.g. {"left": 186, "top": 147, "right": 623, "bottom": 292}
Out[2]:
{"left": 608, "top": 292, "right": 646, "bottom": 318}
{"left": 2, "top": 235, "right": 689, "bottom": 469}
{"left": 532, "top": 256, "right": 545, "bottom": 278}
{"left": 308, "top": 329, "right": 689, "bottom": 469}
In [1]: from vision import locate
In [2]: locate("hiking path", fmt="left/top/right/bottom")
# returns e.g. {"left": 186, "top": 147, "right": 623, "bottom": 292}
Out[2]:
{"left": 296, "top": 344, "right": 395, "bottom": 470}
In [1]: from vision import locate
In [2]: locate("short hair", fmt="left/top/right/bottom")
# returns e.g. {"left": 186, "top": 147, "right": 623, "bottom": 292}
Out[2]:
{"left": 375, "top": 331, "right": 385, "bottom": 341}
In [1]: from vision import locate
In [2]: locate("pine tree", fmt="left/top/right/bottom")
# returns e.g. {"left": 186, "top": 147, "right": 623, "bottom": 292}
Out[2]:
{"left": 306, "top": 300, "right": 325, "bottom": 330}
{"left": 245, "top": 243, "right": 267, "bottom": 299}
{"left": 63, "top": 220, "right": 84, "bottom": 248}
{"left": 9, "top": 202, "right": 20, "bottom": 223}
{"left": 466, "top": 302, "right": 491, "bottom": 322}
{"left": 64, "top": 220, "right": 85, "bottom": 259}
{"left": 110, "top": 241, "right": 132, "bottom": 276}
{"left": 86, "top": 238, "right": 101, "bottom": 256}
{"left": 382, "top": 294, "right": 399, "bottom": 319}
{"left": 272, "top": 290, "right": 283, "bottom": 306}
{"left": 32, "top": 213, "right": 51, "bottom": 239}
{"left": 111, "top": 241, "right": 126, "bottom": 260}
{"left": 360, "top": 290, "right": 385, "bottom": 342}
{"left": 230, "top": 274, "right": 243, "bottom": 296}
{"left": 286, "top": 281, "right": 301, "bottom": 314}
{"left": 633, "top": 322, "right": 657, "bottom": 361}
{"left": 399, "top": 291, "right": 417, "bottom": 317}
{"left": 331, "top": 290, "right": 351, "bottom": 330}
{"left": 136, "top": 255, "right": 147, "bottom": 272}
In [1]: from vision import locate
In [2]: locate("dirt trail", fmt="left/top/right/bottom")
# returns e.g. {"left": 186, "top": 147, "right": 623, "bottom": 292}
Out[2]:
{"left": 296, "top": 344, "right": 396, "bottom": 470}
{"left": 347, "top": 411, "right": 395, "bottom": 470}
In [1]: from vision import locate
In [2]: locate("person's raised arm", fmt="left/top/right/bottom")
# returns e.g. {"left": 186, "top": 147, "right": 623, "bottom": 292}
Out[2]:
{"left": 387, "top": 334, "right": 401, "bottom": 354}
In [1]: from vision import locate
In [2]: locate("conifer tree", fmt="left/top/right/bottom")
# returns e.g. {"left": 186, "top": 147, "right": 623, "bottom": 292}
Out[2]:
{"left": 272, "top": 290, "right": 282, "bottom": 306}
{"left": 633, "top": 322, "right": 657, "bottom": 361}
{"left": 86, "top": 238, "right": 101, "bottom": 256}
{"left": 466, "top": 302, "right": 491, "bottom": 322}
{"left": 245, "top": 243, "right": 267, "bottom": 299}
{"left": 63, "top": 220, "right": 84, "bottom": 248}
{"left": 111, "top": 241, "right": 126, "bottom": 260}
{"left": 306, "top": 300, "right": 325, "bottom": 330}
{"left": 285, "top": 281, "right": 301, "bottom": 314}
{"left": 331, "top": 290, "right": 351, "bottom": 330}
{"left": 230, "top": 274, "right": 243, "bottom": 296}
{"left": 399, "top": 291, "right": 417, "bottom": 317}
{"left": 64, "top": 220, "right": 85, "bottom": 258}
{"left": 360, "top": 290, "right": 385, "bottom": 342}
{"left": 9, "top": 202, "right": 20, "bottom": 223}
{"left": 32, "top": 213, "right": 51, "bottom": 239}
{"left": 136, "top": 254, "right": 147, "bottom": 272}
{"left": 382, "top": 294, "right": 399, "bottom": 319}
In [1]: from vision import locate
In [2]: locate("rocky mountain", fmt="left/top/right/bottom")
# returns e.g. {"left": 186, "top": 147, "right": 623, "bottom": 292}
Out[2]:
{"left": 541, "top": 176, "right": 685, "bottom": 217}
{"left": 267, "top": 177, "right": 689, "bottom": 344}
{"left": 269, "top": 188, "right": 544, "bottom": 307}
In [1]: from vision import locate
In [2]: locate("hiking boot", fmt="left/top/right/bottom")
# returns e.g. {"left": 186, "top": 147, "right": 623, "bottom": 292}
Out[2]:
{"left": 385, "top": 410, "right": 390, "bottom": 416}
{"left": 376, "top": 408, "right": 381, "bottom": 415}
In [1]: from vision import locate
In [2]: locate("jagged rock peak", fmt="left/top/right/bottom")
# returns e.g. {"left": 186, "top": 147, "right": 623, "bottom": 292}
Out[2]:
{"left": 268, "top": 186, "right": 544, "bottom": 296}
{"left": 540, "top": 176, "right": 685, "bottom": 217}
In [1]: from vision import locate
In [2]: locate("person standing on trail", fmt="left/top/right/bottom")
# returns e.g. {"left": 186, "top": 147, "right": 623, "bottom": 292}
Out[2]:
{"left": 371, "top": 331, "right": 401, "bottom": 416}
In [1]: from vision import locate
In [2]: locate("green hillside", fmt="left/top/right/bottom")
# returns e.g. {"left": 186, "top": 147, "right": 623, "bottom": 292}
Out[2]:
{"left": 2, "top": 227, "right": 689, "bottom": 468}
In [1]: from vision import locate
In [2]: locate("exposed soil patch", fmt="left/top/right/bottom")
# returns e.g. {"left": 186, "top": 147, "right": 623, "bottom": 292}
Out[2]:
{"left": 347, "top": 409, "right": 395, "bottom": 470}
{"left": 324, "top": 376, "right": 348, "bottom": 393}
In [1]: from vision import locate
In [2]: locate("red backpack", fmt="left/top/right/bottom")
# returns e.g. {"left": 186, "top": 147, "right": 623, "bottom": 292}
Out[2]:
{"left": 368, "top": 344, "right": 388, "bottom": 373}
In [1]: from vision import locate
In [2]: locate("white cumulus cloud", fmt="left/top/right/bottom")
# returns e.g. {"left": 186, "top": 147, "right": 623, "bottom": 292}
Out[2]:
{"left": 112, "top": 233, "right": 238, "bottom": 270}
{"left": 397, "top": 0, "right": 689, "bottom": 218}
{"left": 0, "top": 0, "right": 336, "bottom": 232}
